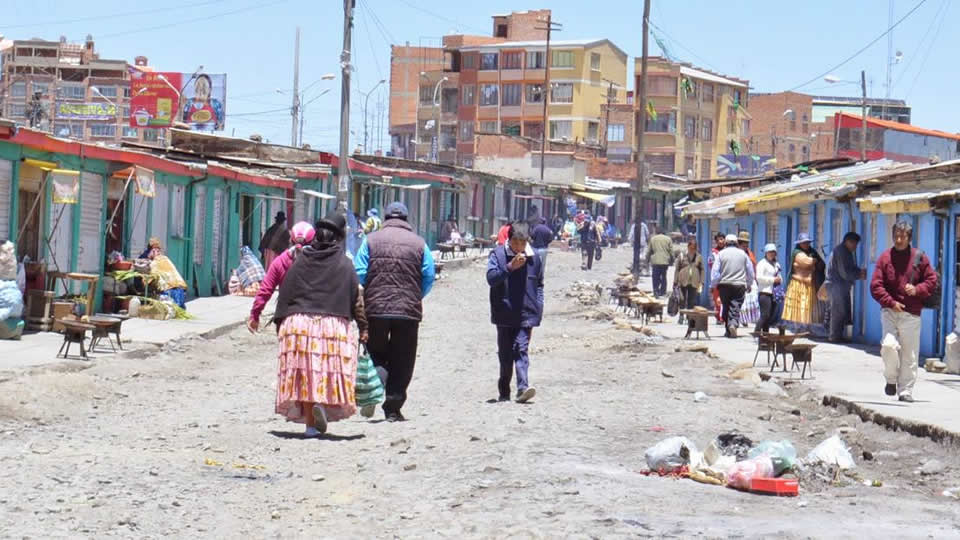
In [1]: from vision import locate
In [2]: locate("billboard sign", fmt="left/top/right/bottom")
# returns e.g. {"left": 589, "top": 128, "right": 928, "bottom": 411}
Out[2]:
{"left": 55, "top": 102, "right": 117, "bottom": 120}
{"left": 130, "top": 71, "right": 226, "bottom": 131}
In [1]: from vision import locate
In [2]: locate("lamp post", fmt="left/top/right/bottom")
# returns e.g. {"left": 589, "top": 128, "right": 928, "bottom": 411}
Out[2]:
{"left": 824, "top": 72, "right": 868, "bottom": 161}
{"left": 278, "top": 73, "right": 335, "bottom": 147}
{"left": 432, "top": 76, "right": 448, "bottom": 163}
{"left": 361, "top": 79, "right": 386, "bottom": 154}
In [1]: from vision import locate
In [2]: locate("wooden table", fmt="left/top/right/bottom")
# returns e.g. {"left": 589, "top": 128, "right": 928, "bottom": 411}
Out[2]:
{"left": 57, "top": 319, "right": 96, "bottom": 360}
{"left": 437, "top": 242, "right": 468, "bottom": 260}
{"left": 47, "top": 272, "right": 99, "bottom": 315}
{"left": 681, "top": 309, "right": 711, "bottom": 339}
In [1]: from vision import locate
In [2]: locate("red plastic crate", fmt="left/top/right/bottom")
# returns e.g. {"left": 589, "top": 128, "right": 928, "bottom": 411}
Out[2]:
{"left": 750, "top": 477, "right": 799, "bottom": 496}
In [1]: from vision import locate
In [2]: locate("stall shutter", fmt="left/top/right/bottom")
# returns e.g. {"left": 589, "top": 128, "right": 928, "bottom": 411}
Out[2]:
{"left": 77, "top": 172, "right": 103, "bottom": 275}
{"left": 152, "top": 183, "right": 169, "bottom": 246}
{"left": 211, "top": 188, "right": 224, "bottom": 283}
{"left": 0, "top": 160, "right": 11, "bottom": 240}
{"left": 48, "top": 201, "right": 73, "bottom": 291}
{"left": 170, "top": 184, "right": 186, "bottom": 238}
{"left": 193, "top": 186, "right": 206, "bottom": 265}
{"left": 129, "top": 189, "right": 149, "bottom": 259}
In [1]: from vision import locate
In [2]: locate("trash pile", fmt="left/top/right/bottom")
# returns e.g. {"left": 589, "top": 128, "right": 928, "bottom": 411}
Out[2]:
{"left": 642, "top": 431, "right": 857, "bottom": 496}
{"left": 566, "top": 280, "right": 603, "bottom": 306}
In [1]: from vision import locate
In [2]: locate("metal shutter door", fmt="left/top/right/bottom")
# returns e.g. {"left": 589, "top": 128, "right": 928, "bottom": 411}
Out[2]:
{"left": 78, "top": 172, "right": 103, "bottom": 274}
{"left": 211, "top": 188, "right": 224, "bottom": 283}
{"left": 48, "top": 201, "right": 73, "bottom": 292}
{"left": 151, "top": 183, "right": 169, "bottom": 246}
{"left": 0, "top": 160, "right": 11, "bottom": 240}
{"left": 129, "top": 190, "right": 149, "bottom": 259}
{"left": 193, "top": 186, "right": 206, "bottom": 264}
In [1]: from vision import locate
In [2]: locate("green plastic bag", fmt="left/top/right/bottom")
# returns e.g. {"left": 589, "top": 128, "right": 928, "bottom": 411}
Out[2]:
{"left": 355, "top": 351, "right": 384, "bottom": 408}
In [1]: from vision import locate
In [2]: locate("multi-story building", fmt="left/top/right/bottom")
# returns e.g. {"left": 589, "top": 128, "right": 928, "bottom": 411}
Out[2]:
{"left": 812, "top": 95, "right": 910, "bottom": 125}
{"left": 599, "top": 92, "right": 635, "bottom": 162}
{"left": 638, "top": 57, "right": 750, "bottom": 179}
{"left": 0, "top": 36, "right": 165, "bottom": 145}
{"left": 388, "top": 10, "right": 628, "bottom": 169}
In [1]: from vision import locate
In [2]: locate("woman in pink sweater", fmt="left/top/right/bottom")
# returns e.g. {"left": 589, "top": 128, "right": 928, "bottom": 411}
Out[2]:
{"left": 247, "top": 221, "right": 315, "bottom": 332}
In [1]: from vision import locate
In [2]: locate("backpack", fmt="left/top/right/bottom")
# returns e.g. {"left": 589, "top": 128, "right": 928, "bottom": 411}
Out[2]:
{"left": 908, "top": 249, "right": 941, "bottom": 310}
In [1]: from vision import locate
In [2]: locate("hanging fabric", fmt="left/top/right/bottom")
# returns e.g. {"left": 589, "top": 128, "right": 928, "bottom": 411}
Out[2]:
{"left": 50, "top": 169, "right": 80, "bottom": 204}
{"left": 135, "top": 166, "right": 156, "bottom": 198}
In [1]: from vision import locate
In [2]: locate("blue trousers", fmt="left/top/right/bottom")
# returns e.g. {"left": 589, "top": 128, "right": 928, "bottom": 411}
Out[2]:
{"left": 652, "top": 264, "right": 669, "bottom": 297}
{"left": 496, "top": 326, "right": 531, "bottom": 398}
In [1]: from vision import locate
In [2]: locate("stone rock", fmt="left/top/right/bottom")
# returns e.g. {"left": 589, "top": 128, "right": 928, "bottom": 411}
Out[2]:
{"left": 920, "top": 459, "right": 945, "bottom": 475}
{"left": 756, "top": 381, "right": 788, "bottom": 397}
{"left": 862, "top": 451, "right": 874, "bottom": 461}
{"left": 677, "top": 344, "right": 709, "bottom": 354}
{"left": 661, "top": 370, "right": 675, "bottom": 379}
{"left": 311, "top": 475, "right": 325, "bottom": 482}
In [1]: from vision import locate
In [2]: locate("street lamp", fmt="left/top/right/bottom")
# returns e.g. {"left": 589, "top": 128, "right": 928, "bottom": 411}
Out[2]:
{"left": 361, "top": 79, "right": 386, "bottom": 154}
{"left": 278, "top": 73, "right": 336, "bottom": 147}
{"left": 432, "top": 76, "right": 449, "bottom": 163}
{"left": 825, "top": 71, "right": 868, "bottom": 161}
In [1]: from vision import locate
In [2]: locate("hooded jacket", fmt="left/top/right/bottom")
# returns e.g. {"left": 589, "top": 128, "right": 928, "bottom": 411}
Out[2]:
{"left": 486, "top": 244, "right": 544, "bottom": 328}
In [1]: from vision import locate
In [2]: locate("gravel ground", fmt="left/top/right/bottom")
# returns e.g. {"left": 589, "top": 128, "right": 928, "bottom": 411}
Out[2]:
{"left": 2, "top": 245, "right": 960, "bottom": 539}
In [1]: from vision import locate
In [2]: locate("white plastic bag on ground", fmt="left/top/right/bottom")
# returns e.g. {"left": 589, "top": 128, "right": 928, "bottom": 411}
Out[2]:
{"left": 945, "top": 333, "right": 960, "bottom": 375}
{"left": 645, "top": 436, "right": 699, "bottom": 473}
{"left": 0, "top": 241, "right": 15, "bottom": 281}
{"left": 726, "top": 455, "right": 774, "bottom": 490}
{"left": 805, "top": 435, "right": 856, "bottom": 469}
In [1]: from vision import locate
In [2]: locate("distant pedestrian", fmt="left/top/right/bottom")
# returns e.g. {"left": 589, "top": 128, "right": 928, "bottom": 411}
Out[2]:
{"left": 496, "top": 221, "right": 512, "bottom": 246}
{"left": 707, "top": 232, "right": 725, "bottom": 323}
{"left": 486, "top": 223, "right": 544, "bottom": 404}
{"left": 363, "top": 209, "right": 382, "bottom": 234}
{"left": 260, "top": 211, "right": 287, "bottom": 268}
{"left": 673, "top": 239, "right": 704, "bottom": 336}
{"left": 354, "top": 202, "right": 436, "bottom": 422}
{"left": 531, "top": 217, "right": 554, "bottom": 272}
{"left": 551, "top": 214, "right": 564, "bottom": 239}
{"left": 630, "top": 220, "right": 650, "bottom": 275}
{"left": 648, "top": 225, "right": 674, "bottom": 297}
{"left": 272, "top": 213, "right": 367, "bottom": 437}
{"left": 754, "top": 243, "right": 783, "bottom": 333}
{"left": 870, "top": 221, "right": 937, "bottom": 403}
{"left": 577, "top": 215, "right": 601, "bottom": 270}
{"left": 710, "top": 234, "right": 754, "bottom": 338}
{"left": 824, "top": 232, "right": 866, "bottom": 342}
{"left": 738, "top": 231, "right": 760, "bottom": 327}
{"left": 248, "top": 221, "right": 315, "bottom": 332}
{"left": 782, "top": 233, "right": 825, "bottom": 328}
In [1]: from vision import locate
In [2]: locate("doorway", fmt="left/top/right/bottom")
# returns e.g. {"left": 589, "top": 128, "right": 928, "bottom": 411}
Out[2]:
{"left": 17, "top": 188, "right": 41, "bottom": 261}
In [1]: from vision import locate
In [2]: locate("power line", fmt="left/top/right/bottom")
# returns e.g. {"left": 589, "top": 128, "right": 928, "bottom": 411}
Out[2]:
{"left": 905, "top": 0, "right": 949, "bottom": 99}
{"left": 786, "top": 0, "right": 928, "bottom": 91}
{"left": 648, "top": 20, "right": 722, "bottom": 73}
{"left": 99, "top": 0, "right": 290, "bottom": 39}
{"left": 358, "top": 1, "right": 385, "bottom": 80}
{"left": 226, "top": 107, "right": 289, "bottom": 118}
{"left": 393, "top": 0, "right": 487, "bottom": 35}
{"left": 891, "top": 0, "right": 946, "bottom": 91}
{"left": 2, "top": 0, "right": 229, "bottom": 29}
{"left": 362, "top": 0, "right": 398, "bottom": 45}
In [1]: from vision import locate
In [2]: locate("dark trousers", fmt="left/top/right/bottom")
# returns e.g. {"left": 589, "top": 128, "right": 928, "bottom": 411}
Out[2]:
{"left": 717, "top": 283, "right": 746, "bottom": 333}
{"left": 367, "top": 317, "right": 420, "bottom": 414}
{"left": 829, "top": 287, "right": 852, "bottom": 340}
{"left": 755, "top": 292, "right": 780, "bottom": 333}
{"left": 496, "top": 326, "right": 531, "bottom": 398}
{"left": 680, "top": 285, "right": 698, "bottom": 327}
{"left": 581, "top": 244, "right": 596, "bottom": 270}
{"left": 652, "top": 265, "right": 669, "bottom": 297}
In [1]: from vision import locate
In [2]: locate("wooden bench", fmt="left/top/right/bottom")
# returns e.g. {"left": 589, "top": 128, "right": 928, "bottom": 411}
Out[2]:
{"left": 57, "top": 319, "right": 96, "bottom": 360}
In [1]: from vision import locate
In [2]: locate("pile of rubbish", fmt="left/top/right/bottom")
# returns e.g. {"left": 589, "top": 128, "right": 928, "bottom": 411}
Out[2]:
{"left": 566, "top": 280, "right": 603, "bottom": 306}
{"left": 643, "top": 431, "right": 856, "bottom": 496}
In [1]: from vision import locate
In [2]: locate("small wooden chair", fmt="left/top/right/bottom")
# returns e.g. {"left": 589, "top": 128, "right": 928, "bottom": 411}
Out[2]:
{"left": 57, "top": 320, "right": 96, "bottom": 360}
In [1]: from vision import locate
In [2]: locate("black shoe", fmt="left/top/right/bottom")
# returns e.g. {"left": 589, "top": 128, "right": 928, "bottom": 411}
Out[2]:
{"left": 898, "top": 394, "right": 914, "bottom": 403}
{"left": 497, "top": 395, "right": 511, "bottom": 402}
{"left": 386, "top": 411, "right": 406, "bottom": 422}
{"left": 884, "top": 384, "right": 897, "bottom": 396}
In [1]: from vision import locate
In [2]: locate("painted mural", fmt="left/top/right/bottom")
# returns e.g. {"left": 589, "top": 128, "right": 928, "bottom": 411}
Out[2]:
{"left": 716, "top": 154, "right": 776, "bottom": 178}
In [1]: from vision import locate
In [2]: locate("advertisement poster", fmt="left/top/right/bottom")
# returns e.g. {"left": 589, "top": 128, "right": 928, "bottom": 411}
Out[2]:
{"left": 55, "top": 102, "right": 117, "bottom": 120}
{"left": 130, "top": 71, "right": 226, "bottom": 131}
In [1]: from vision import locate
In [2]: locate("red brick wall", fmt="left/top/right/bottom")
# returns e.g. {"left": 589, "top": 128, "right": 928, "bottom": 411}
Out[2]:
{"left": 747, "top": 92, "right": 818, "bottom": 166}
{"left": 389, "top": 45, "right": 445, "bottom": 132}
{"left": 587, "top": 159, "right": 637, "bottom": 180}
{"left": 504, "top": 10, "right": 551, "bottom": 40}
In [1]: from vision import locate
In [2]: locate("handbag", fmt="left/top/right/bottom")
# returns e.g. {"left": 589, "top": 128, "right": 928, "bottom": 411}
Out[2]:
{"left": 595, "top": 245, "right": 603, "bottom": 261}
{"left": 355, "top": 348, "right": 384, "bottom": 408}
{"left": 668, "top": 286, "right": 682, "bottom": 317}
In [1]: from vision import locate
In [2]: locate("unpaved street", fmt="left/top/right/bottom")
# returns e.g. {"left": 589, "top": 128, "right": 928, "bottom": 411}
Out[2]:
{"left": 2, "top": 247, "right": 960, "bottom": 539}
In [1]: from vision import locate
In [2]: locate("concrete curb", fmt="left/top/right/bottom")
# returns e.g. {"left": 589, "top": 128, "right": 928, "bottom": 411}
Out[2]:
{"left": 822, "top": 394, "right": 960, "bottom": 447}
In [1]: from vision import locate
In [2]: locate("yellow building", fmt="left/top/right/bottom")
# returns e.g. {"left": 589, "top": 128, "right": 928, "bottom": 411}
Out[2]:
{"left": 636, "top": 57, "right": 751, "bottom": 179}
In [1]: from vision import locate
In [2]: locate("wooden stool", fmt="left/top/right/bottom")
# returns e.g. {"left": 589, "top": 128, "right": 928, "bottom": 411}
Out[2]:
{"left": 57, "top": 320, "right": 96, "bottom": 360}
{"left": 96, "top": 313, "right": 128, "bottom": 351}
{"left": 786, "top": 343, "right": 817, "bottom": 379}
{"left": 681, "top": 310, "right": 710, "bottom": 339}
{"left": 752, "top": 332, "right": 775, "bottom": 366}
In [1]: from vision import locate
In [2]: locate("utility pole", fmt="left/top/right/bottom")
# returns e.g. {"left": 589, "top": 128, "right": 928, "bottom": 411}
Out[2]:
{"left": 337, "top": 0, "right": 355, "bottom": 211}
{"left": 632, "top": 0, "right": 651, "bottom": 275}
{"left": 861, "top": 69, "right": 867, "bottom": 162}
{"left": 883, "top": 0, "right": 894, "bottom": 121}
{"left": 535, "top": 15, "right": 562, "bottom": 183}
{"left": 291, "top": 27, "right": 301, "bottom": 147}
{"left": 602, "top": 79, "right": 615, "bottom": 156}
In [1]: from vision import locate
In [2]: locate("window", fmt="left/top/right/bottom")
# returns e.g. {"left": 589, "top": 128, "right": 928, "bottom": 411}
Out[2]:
{"left": 801, "top": 113, "right": 809, "bottom": 134}
{"left": 8, "top": 104, "right": 26, "bottom": 118}
{"left": 702, "top": 159, "right": 712, "bottom": 179}
{"left": 703, "top": 83, "right": 714, "bottom": 102}
{"left": 552, "top": 50, "right": 574, "bottom": 68}
{"left": 502, "top": 122, "right": 521, "bottom": 136}
{"left": 526, "top": 51, "right": 545, "bottom": 69}
{"left": 495, "top": 24, "right": 508, "bottom": 38}
{"left": 502, "top": 52, "right": 522, "bottom": 70}
{"left": 58, "top": 85, "right": 85, "bottom": 99}
{"left": 526, "top": 83, "right": 544, "bottom": 103}
{"left": 802, "top": 145, "right": 810, "bottom": 158}
{"left": 144, "top": 128, "right": 163, "bottom": 143}
{"left": 462, "top": 54, "right": 476, "bottom": 69}
{"left": 645, "top": 111, "right": 676, "bottom": 133}
{"left": 788, "top": 143, "right": 796, "bottom": 164}
{"left": 480, "top": 53, "right": 498, "bottom": 70}
{"left": 524, "top": 121, "right": 543, "bottom": 140}
{"left": 648, "top": 76, "right": 677, "bottom": 96}
{"left": 461, "top": 85, "right": 475, "bottom": 105}
{"left": 551, "top": 83, "right": 573, "bottom": 104}
{"left": 587, "top": 122, "right": 599, "bottom": 143}
{"left": 701, "top": 118, "right": 713, "bottom": 141}
{"left": 459, "top": 121, "right": 474, "bottom": 141}
{"left": 788, "top": 111, "right": 796, "bottom": 131}
{"left": 741, "top": 119, "right": 750, "bottom": 137}
{"left": 32, "top": 82, "right": 49, "bottom": 96}
{"left": 549, "top": 120, "right": 572, "bottom": 140}
{"left": 590, "top": 52, "right": 601, "bottom": 71}
{"left": 96, "top": 86, "right": 117, "bottom": 98}
{"left": 123, "top": 87, "right": 131, "bottom": 98}
{"left": 607, "top": 124, "right": 625, "bottom": 142}
{"left": 501, "top": 83, "right": 521, "bottom": 106}
{"left": 479, "top": 121, "right": 498, "bottom": 133}
{"left": 122, "top": 106, "right": 131, "bottom": 119}
{"left": 683, "top": 79, "right": 698, "bottom": 100}
{"left": 420, "top": 85, "right": 435, "bottom": 104}
{"left": 123, "top": 127, "right": 138, "bottom": 139}
{"left": 684, "top": 156, "right": 695, "bottom": 176}
{"left": 684, "top": 116, "right": 696, "bottom": 139}
{"left": 479, "top": 84, "right": 498, "bottom": 106}
{"left": 732, "top": 89, "right": 744, "bottom": 106}
{"left": 10, "top": 82, "right": 26, "bottom": 97}
{"left": 54, "top": 123, "right": 82, "bottom": 139}
{"left": 90, "top": 124, "right": 117, "bottom": 138}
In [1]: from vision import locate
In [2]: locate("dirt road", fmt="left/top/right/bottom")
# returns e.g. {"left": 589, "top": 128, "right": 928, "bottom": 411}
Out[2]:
{"left": 2, "top": 246, "right": 959, "bottom": 538}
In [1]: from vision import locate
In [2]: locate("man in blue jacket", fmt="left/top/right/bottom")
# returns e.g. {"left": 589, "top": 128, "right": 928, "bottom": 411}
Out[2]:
{"left": 486, "top": 223, "right": 544, "bottom": 404}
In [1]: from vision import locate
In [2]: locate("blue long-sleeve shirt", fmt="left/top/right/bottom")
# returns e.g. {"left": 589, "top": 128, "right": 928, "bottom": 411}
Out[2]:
{"left": 825, "top": 243, "right": 862, "bottom": 291}
{"left": 354, "top": 237, "right": 435, "bottom": 298}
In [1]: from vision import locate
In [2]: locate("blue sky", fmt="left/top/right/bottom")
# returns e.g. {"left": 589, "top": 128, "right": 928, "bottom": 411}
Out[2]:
{"left": 2, "top": 0, "right": 957, "bottom": 150}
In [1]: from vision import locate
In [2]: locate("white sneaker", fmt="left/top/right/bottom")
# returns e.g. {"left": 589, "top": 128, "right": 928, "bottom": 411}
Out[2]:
{"left": 360, "top": 404, "right": 376, "bottom": 418}
{"left": 304, "top": 426, "right": 320, "bottom": 438}
{"left": 312, "top": 404, "right": 328, "bottom": 434}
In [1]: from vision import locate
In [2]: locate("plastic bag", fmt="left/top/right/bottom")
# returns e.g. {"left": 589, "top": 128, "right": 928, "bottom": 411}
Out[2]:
{"left": 645, "top": 436, "right": 699, "bottom": 473}
{"left": 667, "top": 287, "right": 682, "bottom": 317}
{"left": 716, "top": 431, "right": 754, "bottom": 460}
{"left": 355, "top": 351, "right": 385, "bottom": 408}
{"left": 726, "top": 455, "right": 774, "bottom": 490}
{"left": 945, "top": 333, "right": 960, "bottom": 375}
{"left": 806, "top": 435, "right": 856, "bottom": 469}
{"left": 748, "top": 440, "right": 797, "bottom": 476}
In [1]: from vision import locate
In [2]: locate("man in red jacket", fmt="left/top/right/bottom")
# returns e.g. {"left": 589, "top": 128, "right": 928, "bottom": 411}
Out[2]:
{"left": 869, "top": 220, "right": 938, "bottom": 403}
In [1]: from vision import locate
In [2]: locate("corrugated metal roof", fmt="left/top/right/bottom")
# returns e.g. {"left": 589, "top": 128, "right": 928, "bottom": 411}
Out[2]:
{"left": 680, "top": 66, "right": 748, "bottom": 88}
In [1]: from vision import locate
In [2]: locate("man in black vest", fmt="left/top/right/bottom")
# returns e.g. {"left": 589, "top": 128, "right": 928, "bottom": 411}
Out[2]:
{"left": 354, "top": 202, "right": 436, "bottom": 421}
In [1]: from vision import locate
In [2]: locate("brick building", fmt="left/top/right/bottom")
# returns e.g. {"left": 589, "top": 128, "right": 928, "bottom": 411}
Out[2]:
{"left": 0, "top": 37, "right": 165, "bottom": 145}
{"left": 600, "top": 96, "right": 635, "bottom": 162}
{"left": 747, "top": 91, "right": 818, "bottom": 166}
